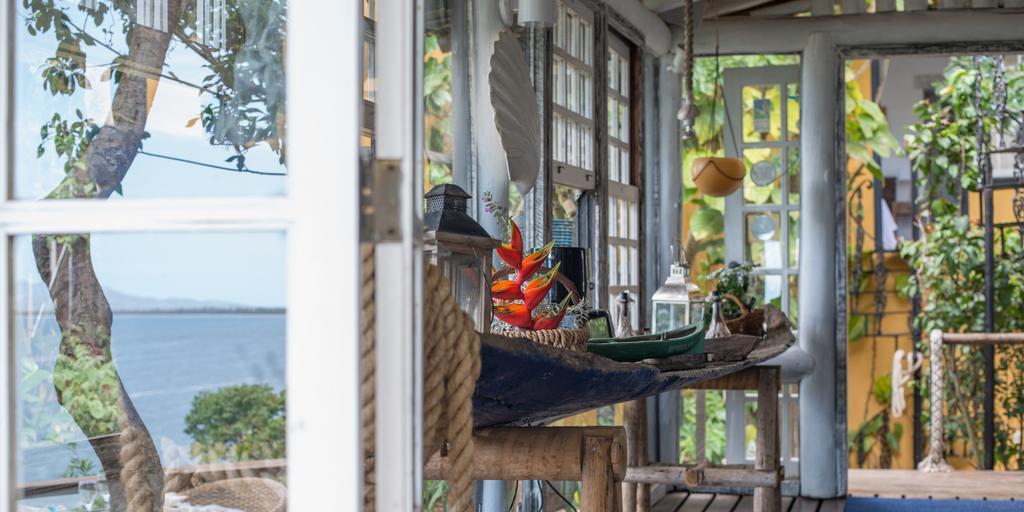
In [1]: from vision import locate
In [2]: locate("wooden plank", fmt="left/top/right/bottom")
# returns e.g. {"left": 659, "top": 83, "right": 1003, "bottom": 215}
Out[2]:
{"left": 689, "top": 367, "right": 761, "bottom": 390}
{"left": 624, "top": 399, "right": 650, "bottom": 512}
{"left": 583, "top": 436, "right": 615, "bottom": 512}
{"left": 810, "top": 0, "right": 833, "bottom": 15}
{"left": 938, "top": 0, "right": 970, "bottom": 7}
{"left": 839, "top": 0, "right": 863, "bottom": 13}
{"left": 652, "top": 492, "right": 688, "bottom": 512}
{"left": 755, "top": 367, "right": 781, "bottom": 512}
{"left": 781, "top": 496, "right": 794, "bottom": 511}
{"left": 817, "top": 499, "right": 845, "bottom": 512}
{"left": 848, "top": 469, "right": 1024, "bottom": 500}
{"left": 904, "top": 0, "right": 928, "bottom": 9}
{"left": 791, "top": 497, "right": 820, "bottom": 512}
{"left": 626, "top": 464, "right": 780, "bottom": 488}
{"left": 942, "top": 332, "right": 1024, "bottom": 345}
{"left": 875, "top": 0, "right": 896, "bottom": 11}
{"left": 692, "top": 12, "right": 1024, "bottom": 56}
{"left": 679, "top": 493, "right": 716, "bottom": 512}
{"left": 734, "top": 495, "right": 755, "bottom": 512}
{"left": 705, "top": 494, "right": 740, "bottom": 512}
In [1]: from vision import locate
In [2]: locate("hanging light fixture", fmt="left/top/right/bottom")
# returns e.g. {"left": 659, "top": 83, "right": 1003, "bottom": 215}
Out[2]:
{"left": 677, "top": 0, "right": 698, "bottom": 141}
{"left": 517, "top": 0, "right": 556, "bottom": 28}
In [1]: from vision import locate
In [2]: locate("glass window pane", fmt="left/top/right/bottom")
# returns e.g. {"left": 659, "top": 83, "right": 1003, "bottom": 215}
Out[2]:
{"left": 553, "top": 185, "right": 584, "bottom": 246}
{"left": 788, "top": 146, "right": 801, "bottom": 205}
{"left": 789, "top": 275, "right": 799, "bottom": 323}
{"left": 742, "top": 85, "right": 783, "bottom": 143}
{"left": 746, "top": 212, "right": 782, "bottom": 268}
{"left": 15, "top": 232, "right": 286, "bottom": 510}
{"left": 787, "top": 82, "right": 800, "bottom": 141}
{"left": 744, "top": 148, "right": 783, "bottom": 205}
{"left": 15, "top": 0, "right": 288, "bottom": 200}
{"left": 752, "top": 273, "right": 784, "bottom": 311}
{"left": 789, "top": 211, "right": 800, "bottom": 268}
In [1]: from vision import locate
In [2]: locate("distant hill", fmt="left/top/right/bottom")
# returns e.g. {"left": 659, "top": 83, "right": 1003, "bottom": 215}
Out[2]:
{"left": 14, "top": 281, "right": 283, "bottom": 314}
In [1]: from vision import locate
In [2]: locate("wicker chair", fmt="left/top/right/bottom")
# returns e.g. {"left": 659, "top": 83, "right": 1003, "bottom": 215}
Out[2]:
{"left": 180, "top": 477, "right": 286, "bottom": 512}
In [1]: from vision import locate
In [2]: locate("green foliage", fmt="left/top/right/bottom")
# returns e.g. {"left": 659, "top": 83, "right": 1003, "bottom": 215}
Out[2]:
{"left": 899, "top": 56, "right": 1024, "bottom": 469}
{"left": 51, "top": 340, "right": 121, "bottom": 438}
{"left": 706, "top": 262, "right": 757, "bottom": 321}
{"left": 679, "top": 390, "right": 727, "bottom": 464}
{"left": 424, "top": 34, "right": 453, "bottom": 188}
{"left": 424, "top": 480, "right": 448, "bottom": 511}
{"left": 849, "top": 374, "right": 903, "bottom": 469}
{"left": 184, "top": 384, "right": 285, "bottom": 463}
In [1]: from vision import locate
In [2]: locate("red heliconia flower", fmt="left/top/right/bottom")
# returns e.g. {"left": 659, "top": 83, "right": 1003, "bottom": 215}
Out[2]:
{"left": 533, "top": 296, "right": 572, "bottom": 331}
{"left": 522, "top": 262, "right": 561, "bottom": 310}
{"left": 517, "top": 240, "right": 556, "bottom": 284}
{"left": 493, "top": 302, "right": 535, "bottom": 330}
{"left": 496, "top": 220, "right": 524, "bottom": 270}
{"left": 491, "top": 279, "right": 523, "bottom": 301}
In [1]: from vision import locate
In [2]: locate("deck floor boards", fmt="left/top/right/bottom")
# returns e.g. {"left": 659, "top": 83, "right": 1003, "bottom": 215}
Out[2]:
{"left": 678, "top": 493, "right": 715, "bottom": 511}
{"left": 657, "top": 493, "right": 835, "bottom": 512}
{"left": 849, "top": 469, "right": 1024, "bottom": 500}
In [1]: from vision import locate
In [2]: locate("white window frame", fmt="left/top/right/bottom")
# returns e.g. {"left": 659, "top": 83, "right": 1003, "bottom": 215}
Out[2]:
{"left": 0, "top": 0, "right": 364, "bottom": 509}
{"left": 722, "top": 64, "right": 801, "bottom": 478}
{"left": 552, "top": 0, "right": 597, "bottom": 191}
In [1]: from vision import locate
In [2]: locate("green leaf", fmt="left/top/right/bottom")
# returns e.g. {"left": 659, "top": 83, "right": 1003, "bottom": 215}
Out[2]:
{"left": 849, "top": 315, "right": 867, "bottom": 342}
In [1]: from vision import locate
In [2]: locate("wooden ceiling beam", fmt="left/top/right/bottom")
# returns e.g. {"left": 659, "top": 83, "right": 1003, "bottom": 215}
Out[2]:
{"left": 686, "top": 11, "right": 1024, "bottom": 55}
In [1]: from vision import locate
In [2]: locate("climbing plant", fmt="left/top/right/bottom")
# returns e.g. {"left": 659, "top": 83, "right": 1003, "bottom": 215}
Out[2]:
{"left": 900, "top": 56, "right": 1024, "bottom": 470}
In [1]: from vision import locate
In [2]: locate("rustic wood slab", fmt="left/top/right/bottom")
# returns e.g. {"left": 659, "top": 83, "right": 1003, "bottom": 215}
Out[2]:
{"left": 473, "top": 307, "right": 794, "bottom": 427}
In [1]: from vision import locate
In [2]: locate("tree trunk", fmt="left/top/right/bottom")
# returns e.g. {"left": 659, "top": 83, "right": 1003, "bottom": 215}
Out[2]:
{"left": 32, "top": 3, "right": 184, "bottom": 509}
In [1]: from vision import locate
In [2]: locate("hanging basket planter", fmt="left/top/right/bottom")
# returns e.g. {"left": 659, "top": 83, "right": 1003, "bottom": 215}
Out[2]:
{"left": 692, "top": 156, "right": 746, "bottom": 197}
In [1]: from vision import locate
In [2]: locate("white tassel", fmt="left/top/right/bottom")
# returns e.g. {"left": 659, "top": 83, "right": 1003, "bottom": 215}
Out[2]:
{"left": 135, "top": 0, "right": 168, "bottom": 32}
{"left": 891, "top": 348, "right": 922, "bottom": 418}
{"left": 196, "top": 0, "right": 227, "bottom": 50}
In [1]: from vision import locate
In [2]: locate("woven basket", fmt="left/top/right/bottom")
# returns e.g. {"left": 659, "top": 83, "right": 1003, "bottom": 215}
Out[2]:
{"left": 181, "top": 477, "right": 286, "bottom": 512}
{"left": 498, "top": 328, "right": 590, "bottom": 352}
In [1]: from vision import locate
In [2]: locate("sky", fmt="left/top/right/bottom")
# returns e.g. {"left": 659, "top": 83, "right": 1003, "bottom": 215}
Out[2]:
{"left": 13, "top": 3, "right": 288, "bottom": 308}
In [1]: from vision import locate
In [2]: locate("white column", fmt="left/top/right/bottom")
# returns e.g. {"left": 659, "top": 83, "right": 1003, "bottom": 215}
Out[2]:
{"left": 654, "top": 53, "right": 682, "bottom": 465}
{"left": 798, "top": 31, "right": 841, "bottom": 499}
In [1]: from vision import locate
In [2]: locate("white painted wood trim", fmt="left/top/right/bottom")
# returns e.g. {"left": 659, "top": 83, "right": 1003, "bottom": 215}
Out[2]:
{"left": 0, "top": 0, "right": 13, "bottom": 503}
{"left": 692, "top": 12, "right": 1024, "bottom": 55}
{"left": 285, "top": 0, "right": 364, "bottom": 510}
{"left": 373, "top": 0, "right": 425, "bottom": 509}
{"left": 0, "top": 198, "right": 290, "bottom": 234}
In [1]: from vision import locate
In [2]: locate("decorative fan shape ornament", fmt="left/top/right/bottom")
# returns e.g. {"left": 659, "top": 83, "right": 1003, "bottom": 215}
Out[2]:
{"left": 489, "top": 30, "right": 541, "bottom": 196}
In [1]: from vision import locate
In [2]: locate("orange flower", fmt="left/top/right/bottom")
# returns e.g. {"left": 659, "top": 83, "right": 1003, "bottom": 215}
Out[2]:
{"left": 522, "top": 262, "right": 560, "bottom": 310}
{"left": 491, "top": 279, "right": 523, "bottom": 301}
{"left": 533, "top": 296, "right": 572, "bottom": 331}
{"left": 517, "top": 240, "right": 555, "bottom": 284}
{"left": 496, "top": 220, "right": 524, "bottom": 270}
{"left": 493, "top": 302, "right": 535, "bottom": 330}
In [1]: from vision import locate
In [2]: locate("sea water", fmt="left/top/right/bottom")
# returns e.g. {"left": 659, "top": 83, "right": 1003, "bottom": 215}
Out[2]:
{"left": 17, "top": 313, "right": 286, "bottom": 485}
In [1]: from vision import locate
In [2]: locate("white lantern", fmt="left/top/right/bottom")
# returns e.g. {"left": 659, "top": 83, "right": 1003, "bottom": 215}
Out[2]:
{"left": 651, "top": 259, "right": 705, "bottom": 333}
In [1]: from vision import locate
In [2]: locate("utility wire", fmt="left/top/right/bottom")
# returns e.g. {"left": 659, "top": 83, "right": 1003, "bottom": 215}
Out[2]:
{"left": 545, "top": 480, "right": 577, "bottom": 512}
{"left": 138, "top": 150, "right": 286, "bottom": 176}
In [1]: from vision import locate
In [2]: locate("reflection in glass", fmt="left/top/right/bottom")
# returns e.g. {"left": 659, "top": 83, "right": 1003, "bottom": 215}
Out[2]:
{"left": 15, "top": 0, "right": 287, "bottom": 199}
{"left": 743, "top": 148, "right": 782, "bottom": 205}
{"left": 745, "top": 212, "right": 781, "bottom": 267}
{"left": 15, "top": 232, "right": 286, "bottom": 510}
{"left": 742, "top": 85, "right": 782, "bottom": 143}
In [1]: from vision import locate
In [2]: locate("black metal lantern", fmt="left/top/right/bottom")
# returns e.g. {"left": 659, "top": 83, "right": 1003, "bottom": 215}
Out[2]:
{"left": 424, "top": 184, "right": 501, "bottom": 332}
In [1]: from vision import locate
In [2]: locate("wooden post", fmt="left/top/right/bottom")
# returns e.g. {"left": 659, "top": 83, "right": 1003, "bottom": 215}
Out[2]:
{"left": 583, "top": 436, "right": 616, "bottom": 512}
{"left": 623, "top": 399, "right": 650, "bottom": 512}
{"left": 755, "top": 367, "right": 782, "bottom": 512}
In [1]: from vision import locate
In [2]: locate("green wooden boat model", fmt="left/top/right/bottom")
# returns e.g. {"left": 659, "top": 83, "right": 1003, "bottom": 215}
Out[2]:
{"left": 586, "top": 323, "right": 705, "bottom": 362}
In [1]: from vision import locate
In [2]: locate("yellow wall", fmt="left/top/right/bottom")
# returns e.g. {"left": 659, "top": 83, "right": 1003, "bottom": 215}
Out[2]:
{"left": 845, "top": 61, "right": 1021, "bottom": 470}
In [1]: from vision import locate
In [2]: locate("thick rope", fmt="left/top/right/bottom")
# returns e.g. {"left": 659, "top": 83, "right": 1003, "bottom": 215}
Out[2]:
{"left": 361, "top": 244, "right": 377, "bottom": 510}
{"left": 117, "top": 397, "right": 157, "bottom": 511}
{"left": 423, "top": 265, "right": 481, "bottom": 512}
{"left": 918, "top": 329, "right": 952, "bottom": 472}
{"left": 682, "top": 0, "right": 694, "bottom": 105}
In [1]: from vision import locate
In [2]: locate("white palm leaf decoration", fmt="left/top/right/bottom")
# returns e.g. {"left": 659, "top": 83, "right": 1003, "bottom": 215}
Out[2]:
{"left": 490, "top": 30, "right": 541, "bottom": 196}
